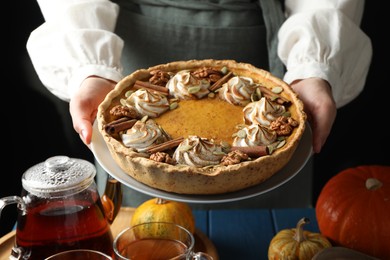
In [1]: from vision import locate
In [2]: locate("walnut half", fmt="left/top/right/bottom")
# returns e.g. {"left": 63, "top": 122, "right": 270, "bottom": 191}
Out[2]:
{"left": 270, "top": 116, "right": 299, "bottom": 136}
{"left": 192, "top": 67, "right": 223, "bottom": 84}
{"left": 220, "top": 150, "right": 249, "bottom": 166}
{"left": 150, "top": 152, "right": 176, "bottom": 165}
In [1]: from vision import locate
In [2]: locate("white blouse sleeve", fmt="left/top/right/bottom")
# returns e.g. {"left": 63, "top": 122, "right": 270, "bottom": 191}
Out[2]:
{"left": 278, "top": 0, "right": 372, "bottom": 108}
{"left": 26, "top": 0, "right": 124, "bottom": 101}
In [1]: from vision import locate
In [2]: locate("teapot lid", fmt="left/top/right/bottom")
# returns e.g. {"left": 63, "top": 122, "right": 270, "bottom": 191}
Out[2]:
{"left": 22, "top": 156, "right": 96, "bottom": 198}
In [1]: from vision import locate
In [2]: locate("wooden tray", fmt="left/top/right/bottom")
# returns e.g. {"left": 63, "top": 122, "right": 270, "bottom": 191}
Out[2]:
{"left": 0, "top": 230, "right": 15, "bottom": 260}
{"left": 0, "top": 207, "right": 218, "bottom": 260}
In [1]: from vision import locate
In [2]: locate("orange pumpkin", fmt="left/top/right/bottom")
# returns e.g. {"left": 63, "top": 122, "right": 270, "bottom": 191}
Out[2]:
{"left": 315, "top": 165, "right": 390, "bottom": 259}
{"left": 131, "top": 197, "right": 195, "bottom": 234}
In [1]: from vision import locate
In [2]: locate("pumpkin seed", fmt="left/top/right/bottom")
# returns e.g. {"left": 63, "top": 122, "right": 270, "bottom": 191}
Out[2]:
{"left": 237, "top": 130, "right": 247, "bottom": 138}
{"left": 170, "top": 102, "right": 178, "bottom": 110}
{"left": 272, "top": 86, "right": 283, "bottom": 94}
{"left": 158, "top": 125, "right": 172, "bottom": 140}
{"left": 140, "top": 115, "right": 148, "bottom": 123}
{"left": 208, "top": 92, "right": 216, "bottom": 98}
{"left": 282, "top": 111, "right": 291, "bottom": 117}
{"left": 221, "top": 66, "right": 228, "bottom": 75}
{"left": 188, "top": 86, "right": 201, "bottom": 94}
{"left": 178, "top": 144, "right": 193, "bottom": 152}
{"left": 267, "top": 145, "right": 274, "bottom": 154}
{"left": 213, "top": 151, "right": 226, "bottom": 155}
{"left": 125, "top": 90, "right": 134, "bottom": 97}
{"left": 276, "top": 140, "right": 286, "bottom": 149}
{"left": 251, "top": 92, "right": 259, "bottom": 102}
{"left": 256, "top": 88, "right": 262, "bottom": 99}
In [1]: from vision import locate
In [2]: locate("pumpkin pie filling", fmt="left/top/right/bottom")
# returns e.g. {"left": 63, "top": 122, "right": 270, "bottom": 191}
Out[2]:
{"left": 154, "top": 98, "right": 243, "bottom": 145}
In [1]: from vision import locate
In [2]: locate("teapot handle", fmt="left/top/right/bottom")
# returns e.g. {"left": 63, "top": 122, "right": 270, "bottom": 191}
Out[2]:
{"left": 0, "top": 196, "right": 26, "bottom": 218}
{"left": 101, "top": 175, "right": 122, "bottom": 224}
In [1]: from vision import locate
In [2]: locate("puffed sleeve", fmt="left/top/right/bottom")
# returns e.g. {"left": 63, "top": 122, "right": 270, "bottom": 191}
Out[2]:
{"left": 278, "top": 0, "right": 372, "bottom": 108}
{"left": 26, "top": 0, "right": 124, "bottom": 101}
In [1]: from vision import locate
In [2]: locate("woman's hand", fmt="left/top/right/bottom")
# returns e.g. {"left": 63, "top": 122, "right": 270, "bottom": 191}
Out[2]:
{"left": 290, "top": 77, "right": 337, "bottom": 154}
{"left": 69, "top": 76, "right": 117, "bottom": 145}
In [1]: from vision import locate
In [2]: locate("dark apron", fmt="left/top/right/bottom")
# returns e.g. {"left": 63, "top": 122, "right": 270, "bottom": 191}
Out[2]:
{"left": 114, "top": 0, "right": 285, "bottom": 77}
{"left": 97, "top": 0, "right": 313, "bottom": 208}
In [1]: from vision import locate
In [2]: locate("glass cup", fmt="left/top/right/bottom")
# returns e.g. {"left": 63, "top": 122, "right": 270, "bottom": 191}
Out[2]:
{"left": 113, "top": 222, "right": 214, "bottom": 260}
{"left": 44, "top": 249, "right": 113, "bottom": 260}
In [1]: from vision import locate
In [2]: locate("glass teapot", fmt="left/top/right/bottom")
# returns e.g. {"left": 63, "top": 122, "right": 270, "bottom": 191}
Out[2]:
{"left": 0, "top": 156, "right": 122, "bottom": 260}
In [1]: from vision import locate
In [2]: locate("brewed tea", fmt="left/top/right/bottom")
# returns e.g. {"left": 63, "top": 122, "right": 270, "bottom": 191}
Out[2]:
{"left": 118, "top": 238, "right": 187, "bottom": 260}
{"left": 16, "top": 198, "right": 113, "bottom": 260}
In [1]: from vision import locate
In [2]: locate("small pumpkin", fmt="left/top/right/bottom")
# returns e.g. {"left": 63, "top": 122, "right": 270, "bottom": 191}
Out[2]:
{"left": 268, "top": 217, "right": 332, "bottom": 260}
{"left": 130, "top": 197, "right": 195, "bottom": 234}
{"left": 315, "top": 165, "right": 390, "bottom": 259}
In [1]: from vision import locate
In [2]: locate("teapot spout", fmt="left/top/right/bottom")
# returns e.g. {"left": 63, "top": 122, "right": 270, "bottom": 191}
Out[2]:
{"left": 101, "top": 175, "right": 122, "bottom": 224}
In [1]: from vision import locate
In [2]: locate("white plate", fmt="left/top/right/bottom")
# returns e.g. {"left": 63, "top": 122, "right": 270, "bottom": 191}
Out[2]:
{"left": 91, "top": 121, "right": 312, "bottom": 203}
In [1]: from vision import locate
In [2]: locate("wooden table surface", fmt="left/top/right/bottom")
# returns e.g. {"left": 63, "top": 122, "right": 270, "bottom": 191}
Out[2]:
{"left": 0, "top": 207, "right": 318, "bottom": 260}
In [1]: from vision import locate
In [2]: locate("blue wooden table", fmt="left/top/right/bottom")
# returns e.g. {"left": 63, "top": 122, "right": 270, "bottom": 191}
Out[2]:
{"left": 193, "top": 208, "right": 319, "bottom": 260}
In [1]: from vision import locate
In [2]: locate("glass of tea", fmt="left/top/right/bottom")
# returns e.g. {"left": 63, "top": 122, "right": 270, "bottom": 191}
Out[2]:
{"left": 45, "top": 249, "right": 113, "bottom": 260}
{"left": 113, "top": 222, "right": 213, "bottom": 260}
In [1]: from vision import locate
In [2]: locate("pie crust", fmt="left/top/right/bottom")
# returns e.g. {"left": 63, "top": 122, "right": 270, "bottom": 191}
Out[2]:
{"left": 97, "top": 59, "right": 307, "bottom": 194}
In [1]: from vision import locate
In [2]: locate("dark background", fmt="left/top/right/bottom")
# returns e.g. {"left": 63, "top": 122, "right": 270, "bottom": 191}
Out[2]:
{"left": 2, "top": 1, "right": 388, "bottom": 237}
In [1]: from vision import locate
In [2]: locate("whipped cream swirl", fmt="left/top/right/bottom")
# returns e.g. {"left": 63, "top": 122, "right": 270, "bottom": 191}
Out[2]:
{"left": 243, "top": 97, "right": 286, "bottom": 126}
{"left": 126, "top": 89, "right": 170, "bottom": 118}
{"left": 173, "top": 136, "right": 225, "bottom": 167}
{"left": 218, "top": 76, "right": 257, "bottom": 106}
{"left": 167, "top": 70, "right": 210, "bottom": 99}
{"left": 233, "top": 124, "right": 277, "bottom": 147}
{"left": 121, "top": 120, "right": 166, "bottom": 152}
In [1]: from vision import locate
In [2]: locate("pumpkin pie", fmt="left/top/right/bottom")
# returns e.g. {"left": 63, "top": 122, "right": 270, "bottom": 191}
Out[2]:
{"left": 97, "top": 59, "right": 306, "bottom": 194}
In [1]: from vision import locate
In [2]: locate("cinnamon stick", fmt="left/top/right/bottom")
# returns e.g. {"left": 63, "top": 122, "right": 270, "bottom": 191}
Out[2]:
{"left": 147, "top": 137, "right": 185, "bottom": 154}
{"left": 105, "top": 118, "right": 137, "bottom": 135}
{"left": 133, "top": 80, "right": 169, "bottom": 95}
{"left": 258, "top": 86, "right": 290, "bottom": 105}
{"left": 209, "top": 71, "right": 233, "bottom": 91}
{"left": 231, "top": 145, "right": 268, "bottom": 158}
